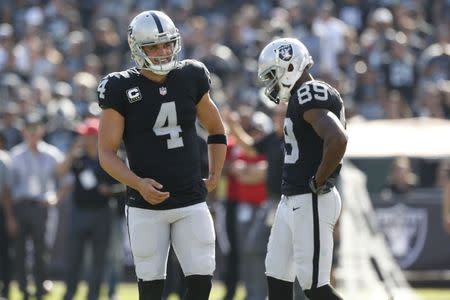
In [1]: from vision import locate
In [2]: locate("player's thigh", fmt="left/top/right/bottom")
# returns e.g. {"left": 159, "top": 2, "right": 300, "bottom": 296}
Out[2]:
{"left": 126, "top": 206, "right": 171, "bottom": 280}
{"left": 265, "top": 197, "right": 295, "bottom": 282}
{"left": 171, "top": 202, "right": 215, "bottom": 276}
{"left": 293, "top": 190, "right": 341, "bottom": 289}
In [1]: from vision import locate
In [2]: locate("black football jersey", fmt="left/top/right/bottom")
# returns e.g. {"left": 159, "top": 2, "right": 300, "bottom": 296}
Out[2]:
{"left": 97, "top": 60, "right": 210, "bottom": 210}
{"left": 282, "top": 80, "right": 346, "bottom": 195}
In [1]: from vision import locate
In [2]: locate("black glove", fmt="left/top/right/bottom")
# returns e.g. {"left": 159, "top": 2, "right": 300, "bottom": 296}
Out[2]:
{"left": 309, "top": 176, "right": 335, "bottom": 195}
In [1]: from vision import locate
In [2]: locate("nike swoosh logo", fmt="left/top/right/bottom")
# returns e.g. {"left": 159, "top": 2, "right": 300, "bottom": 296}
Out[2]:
{"left": 293, "top": 206, "right": 301, "bottom": 211}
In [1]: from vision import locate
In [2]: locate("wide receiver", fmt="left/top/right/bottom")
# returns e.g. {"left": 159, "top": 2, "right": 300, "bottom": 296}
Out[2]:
{"left": 258, "top": 37, "right": 347, "bottom": 300}
{"left": 97, "top": 10, "right": 227, "bottom": 300}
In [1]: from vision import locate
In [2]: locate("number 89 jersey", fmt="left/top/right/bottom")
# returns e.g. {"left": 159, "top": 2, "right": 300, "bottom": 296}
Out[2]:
{"left": 97, "top": 59, "right": 210, "bottom": 210}
{"left": 282, "top": 80, "right": 346, "bottom": 195}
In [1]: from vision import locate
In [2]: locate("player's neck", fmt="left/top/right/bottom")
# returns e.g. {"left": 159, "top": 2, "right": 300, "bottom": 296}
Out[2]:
{"left": 295, "top": 72, "right": 314, "bottom": 90}
{"left": 140, "top": 69, "right": 167, "bottom": 84}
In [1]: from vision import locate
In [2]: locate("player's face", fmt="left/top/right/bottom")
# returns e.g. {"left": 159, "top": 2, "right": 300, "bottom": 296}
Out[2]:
{"left": 142, "top": 42, "right": 175, "bottom": 64}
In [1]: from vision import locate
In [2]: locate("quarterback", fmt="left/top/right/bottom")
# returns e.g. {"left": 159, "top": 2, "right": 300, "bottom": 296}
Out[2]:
{"left": 97, "top": 10, "right": 227, "bottom": 300}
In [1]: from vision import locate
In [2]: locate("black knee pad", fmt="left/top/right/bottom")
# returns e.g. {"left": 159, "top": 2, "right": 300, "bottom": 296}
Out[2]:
{"left": 137, "top": 279, "right": 164, "bottom": 300}
{"left": 267, "top": 276, "right": 293, "bottom": 300}
{"left": 304, "top": 284, "right": 343, "bottom": 300}
{"left": 184, "top": 275, "right": 212, "bottom": 300}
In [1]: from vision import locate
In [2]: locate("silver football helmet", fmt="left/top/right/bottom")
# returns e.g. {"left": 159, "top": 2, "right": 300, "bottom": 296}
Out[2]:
{"left": 257, "top": 38, "right": 313, "bottom": 104}
{"left": 128, "top": 10, "right": 181, "bottom": 75}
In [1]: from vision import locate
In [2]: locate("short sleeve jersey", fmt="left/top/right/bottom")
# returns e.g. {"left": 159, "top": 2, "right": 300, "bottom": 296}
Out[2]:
{"left": 282, "top": 80, "right": 346, "bottom": 195}
{"left": 97, "top": 59, "right": 211, "bottom": 210}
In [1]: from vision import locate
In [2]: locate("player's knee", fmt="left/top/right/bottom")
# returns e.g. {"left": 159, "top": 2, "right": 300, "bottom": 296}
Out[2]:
{"left": 304, "top": 284, "right": 343, "bottom": 300}
{"left": 267, "top": 276, "right": 293, "bottom": 300}
{"left": 137, "top": 279, "right": 164, "bottom": 300}
{"left": 184, "top": 275, "right": 212, "bottom": 300}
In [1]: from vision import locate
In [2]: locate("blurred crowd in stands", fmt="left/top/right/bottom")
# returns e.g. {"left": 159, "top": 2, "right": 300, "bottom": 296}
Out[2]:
{"left": 0, "top": 0, "right": 450, "bottom": 299}
{"left": 0, "top": 0, "right": 449, "bottom": 133}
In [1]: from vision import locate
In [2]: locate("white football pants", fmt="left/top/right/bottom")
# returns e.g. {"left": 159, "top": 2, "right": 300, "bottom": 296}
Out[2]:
{"left": 126, "top": 202, "right": 216, "bottom": 281}
{"left": 265, "top": 188, "right": 341, "bottom": 290}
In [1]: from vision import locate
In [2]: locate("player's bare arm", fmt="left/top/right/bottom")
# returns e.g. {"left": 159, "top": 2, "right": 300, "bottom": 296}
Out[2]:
{"left": 223, "top": 110, "right": 258, "bottom": 156}
{"left": 98, "top": 108, "right": 169, "bottom": 204}
{"left": 304, "top": 108, "right": 347, "bottom": 186}
{"left": 197, "top": 92, "right": 227, "bottom": 192}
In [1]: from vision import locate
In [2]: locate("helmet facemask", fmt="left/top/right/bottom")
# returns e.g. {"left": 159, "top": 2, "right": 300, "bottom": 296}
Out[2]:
{"left": 258, "top": 66, "right": 285, "bottom": 104}
{"left": 257, "top": 38, "right": 313, "bottom": 104}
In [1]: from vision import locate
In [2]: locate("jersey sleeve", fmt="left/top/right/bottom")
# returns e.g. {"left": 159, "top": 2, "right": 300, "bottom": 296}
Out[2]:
{"left": 97, "top": 75, "right": 127, "bottom": 116}
{"left": 295, "top": 81, "right": 335, "bottom": 114}
{"left": 185, "top": 60, "right": 211, "bottom": 104}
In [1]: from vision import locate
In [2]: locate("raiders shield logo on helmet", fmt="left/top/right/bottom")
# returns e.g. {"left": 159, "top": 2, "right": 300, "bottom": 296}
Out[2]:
{"left": 278, "top": 44, "right": 293, "bottom": 61}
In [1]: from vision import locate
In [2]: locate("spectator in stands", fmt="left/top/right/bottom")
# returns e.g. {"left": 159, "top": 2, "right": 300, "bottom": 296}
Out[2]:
{"left": 105, "top": 189, "right": 126, "bottom": 300}
{"left": 382, "top": 31, "right": 417, "bottom": 106}
{"left": 0, "top": 132, "right": 15, "bottom": 299}
{"left": 56, "top": 117, "right": 117, "bottom": 300}
{"left": 221, "top": 104, "right": 266, "bottom": 300}
{"left": 381, "top": 157, "right": 418, "bottom": 200}
{"left": 0, "top": 102, "right": 22, "bottom": 150}
{"left": 9, "top": 113, "right": 68, "bottom": 300}
{"left": 226, "top": 110, "right": 269, "bottom": 300}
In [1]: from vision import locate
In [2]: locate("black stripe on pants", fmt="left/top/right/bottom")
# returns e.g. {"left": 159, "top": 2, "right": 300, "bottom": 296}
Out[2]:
{"left": 311, "top": 193, "right": 320, "bottom": 289}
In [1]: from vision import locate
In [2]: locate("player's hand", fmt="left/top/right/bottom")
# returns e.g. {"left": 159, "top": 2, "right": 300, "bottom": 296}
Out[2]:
{"left": 203, "top": 175, "right": 220, "bottom": 193}
{"left": 309, "top": 176, "right": 335, "bottom": 195}
{"left": 137, "top": 178, "right": 170, "bottom": 205}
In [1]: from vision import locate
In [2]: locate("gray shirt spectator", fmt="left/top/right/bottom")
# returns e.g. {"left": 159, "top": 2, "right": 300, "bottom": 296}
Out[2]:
{"left": 9, "top": 113, "right": 66, "bottom": 300}
{"left": 10, "top": 141, "right": 63, "bottom": 203}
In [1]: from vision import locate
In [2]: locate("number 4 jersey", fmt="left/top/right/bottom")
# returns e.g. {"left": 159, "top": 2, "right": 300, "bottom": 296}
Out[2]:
{"left": 282, "top": 80, "right": 346, "bottom": 196}
{"left": 97, "top": 60, "right": 210, "bottom": 210}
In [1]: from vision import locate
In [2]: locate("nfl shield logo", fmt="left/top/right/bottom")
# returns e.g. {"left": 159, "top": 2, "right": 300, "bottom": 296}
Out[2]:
{"left": 159, "top": 87, "right": 167, "bottom": 96}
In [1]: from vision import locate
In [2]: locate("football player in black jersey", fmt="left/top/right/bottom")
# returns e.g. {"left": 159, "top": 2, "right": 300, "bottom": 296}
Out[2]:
{"left": 258, "top": 38, "right": 347, "bottom": 300}
{"left": 96, "top": 10, "right": 227, "bottom": 300}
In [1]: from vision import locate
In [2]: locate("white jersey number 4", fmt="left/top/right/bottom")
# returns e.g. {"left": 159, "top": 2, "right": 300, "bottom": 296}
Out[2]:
{"left": 97, "top": 78, "right": 108, "bottom": 99}
{"left": 153, "top": 102, "right": 184, "bottom": 149}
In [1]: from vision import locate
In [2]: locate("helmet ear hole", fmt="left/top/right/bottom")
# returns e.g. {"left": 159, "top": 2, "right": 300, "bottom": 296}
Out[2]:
{"left": 288, "top": 64, "right": 294, "bottom": 72}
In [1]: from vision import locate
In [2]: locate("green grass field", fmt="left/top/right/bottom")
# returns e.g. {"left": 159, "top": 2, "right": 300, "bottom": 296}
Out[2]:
{"left": 6, "top": 281, "right": 450, "bottom": 300}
